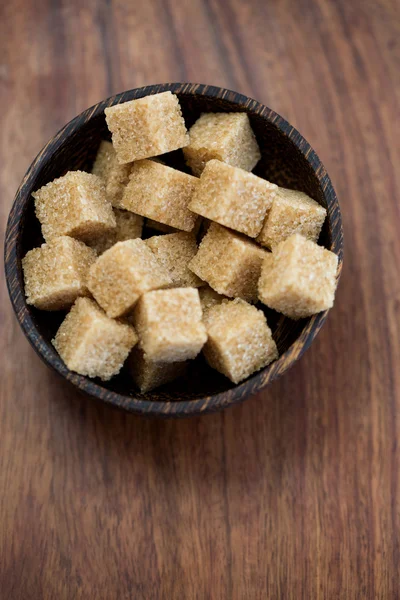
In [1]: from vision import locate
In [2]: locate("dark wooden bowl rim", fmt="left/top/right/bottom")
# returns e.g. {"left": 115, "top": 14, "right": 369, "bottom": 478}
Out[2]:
{"left": 4, "top": 83, "right": 343, "bottom": 418}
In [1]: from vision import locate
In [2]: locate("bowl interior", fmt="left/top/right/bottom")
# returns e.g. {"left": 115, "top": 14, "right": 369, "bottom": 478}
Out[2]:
{"left": 10, "top": 85, "right": 340, "bottom": 409}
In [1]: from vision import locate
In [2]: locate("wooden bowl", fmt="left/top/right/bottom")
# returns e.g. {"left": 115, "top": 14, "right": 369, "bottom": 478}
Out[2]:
{"left": 4, "top": 83, "right": 343, "bottom": 418}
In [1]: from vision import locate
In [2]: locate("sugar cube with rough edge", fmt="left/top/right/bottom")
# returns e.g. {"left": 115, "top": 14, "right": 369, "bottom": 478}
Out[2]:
{"left": 189, "top": 159, "right": 277, "bottom": 238}
{"left": 52, "top": 297, "right": 137, "bottom": 381}
{"left": 257, "top": 187, "right": 327, "bottom": 249}
{"left": 133, "top": 288, "right": 207, "bottom": 363}
{"left": 87, "top": 239, "right": 172, "bottom": 318}
{"left": 88, "top": 208, "right": 143, "bottom": 255}
{"left": 183, "top": 112, "right": 261, "bottom": 176}
{"left": 203, "top": 299, "right": 278, "bottom": 384}
{"left": 91, "top": 140, "right": 132, "bottom": 208}
{"left": 145, "top": 232, "right": 203, "bottom": 288}
{"left": 128, "top": 347, "right": 187, "bottom": 393}
{"left": 33, "top": 171, "right": 116, "bottom": 242}
{"left": 258, "top": 233, "right": 338, "bottom": 319}
{"left": 104, "top": 92, "right": 189, "bottom": 164}
{"left": 198, "top": 286, "right": 226, "bottom": 315}
{"left": 119, "top": 159, "right": 199, "bottom": 232}
{"left": 188, "top": 223, "right": 268, "bottom": 303}
{"left": 22, "top": 236, "right": 97, "bottom": 311}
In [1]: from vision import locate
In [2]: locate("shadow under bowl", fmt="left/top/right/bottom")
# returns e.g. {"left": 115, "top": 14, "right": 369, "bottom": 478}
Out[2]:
{"left": 4, "top": 83, "right": 344, "bottom": 418}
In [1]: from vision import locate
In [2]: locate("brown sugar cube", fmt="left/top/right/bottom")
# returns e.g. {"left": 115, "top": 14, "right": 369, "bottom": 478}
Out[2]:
{"left": 33, "top": 171, "right": 116, "bottom": 242}
{"left": 183, "top": 112, "right": 261, "bottom": 176}
{"left": 258, "top": 233, "right": 338, "bottom": 319}
{"left": 189, "top": 159, "right": 277, "bottom": 237}
{"left": 52, "top": 297, "right": 137, "bottom": 381}
{"left": 128, "top": 347, "right": 187, "bottom": 393}
{"left": 119, "top": 160, "right": 199, "bottom": 232}
{"left": 188, "top": 223, "right": 268, "bottom": 303}
{"left": 88, "top": 239, "right": 172, "bottom": 318}
{"left": 198, "top": 286, "right": 225, "bottom": 315}
{"left": 22, "top": 236, "right": 96, "bottom": 310}
{"left": 145, "top": 232, "right": 202, "bottom": 287}
{"left": 91, "top": 140, "right": 132, "bottom": 208}
{"left": 133, "top": 288, "right": 207, "bottom": 363}
{"left": 89, "top": 208, "right": 143, "bottom": 255}
{"left": 104, "top": 92, "right": 189, "bottom": 164}
{"left": 257, "top": 187, "right": 327, "bottom": 249}
{"left": 203, "top": 299, "right": 278, "bottom": 384}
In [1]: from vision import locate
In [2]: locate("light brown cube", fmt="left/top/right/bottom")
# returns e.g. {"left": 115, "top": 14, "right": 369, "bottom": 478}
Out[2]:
{"left": 53, "top": 298, "right": 137, "bottom": 381}
{"left": 104, "top": 92, "right": 189, "bottom": 164}
{"left": 183, "top": 112, "right": 261, "bottom": 176}
{"left": 189, "top": 159, "right": 277, "bottom": 237}
{"left": 119, "top": 160, "right": 199, "bottom": 232}
{"left": 198, "top": 286, "right": 225, "bottom": 315}
{"left": 33, "top": 171, "right": 116, "bottom": 242}
{"left": 133, "top": 288, "right": 207, "bottom": 362}
{"left": 128, "top": 347, "right": 187, "bottom": 393}
{"left": 22, "top": 236, "right": 96, "bottom": 310}
{"left": 88, "top": 239, "right": 172, "bottom": 318}
{"left": 258, "top": 234, "right": 338, "bottom": 319}
{"left": 257, "top": 187, "right": 327, "bottom": 249}
{"left": 89, "top": 208, "right": 143, "bottom": 255}
{"left": 91, "top": 140, "right": 132, "bottom": 208}
{"left": 188, "top": 223, "right": 268, "bottom": 302}
{"left": 145, "top": 232, "right": 202, "bottom": 287}
{"left": 203, "top": 299, "right": 278, "bottom": 384}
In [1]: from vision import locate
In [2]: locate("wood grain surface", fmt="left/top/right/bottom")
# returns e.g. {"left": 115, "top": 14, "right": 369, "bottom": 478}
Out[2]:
{"left": 0, "top": 0, "right": 399, "bottom": 598}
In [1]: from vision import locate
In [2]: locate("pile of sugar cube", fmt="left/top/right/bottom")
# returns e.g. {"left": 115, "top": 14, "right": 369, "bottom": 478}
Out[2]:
{"left": 22, "top": 91, "right": 338, "bottom": 392}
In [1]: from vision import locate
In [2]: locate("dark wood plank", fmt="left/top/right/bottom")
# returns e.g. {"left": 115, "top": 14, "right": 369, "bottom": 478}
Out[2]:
{"left": 0, "top": 0, "right": 399, "bottom": 598}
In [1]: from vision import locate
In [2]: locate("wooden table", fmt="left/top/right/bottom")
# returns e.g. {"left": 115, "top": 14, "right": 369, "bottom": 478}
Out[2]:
{"left": 1, "top": 0, "right": 399, "bottom": 597}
